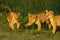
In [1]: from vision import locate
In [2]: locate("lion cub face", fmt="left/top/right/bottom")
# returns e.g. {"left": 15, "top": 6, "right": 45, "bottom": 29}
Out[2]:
{"left": 45, "top": 10, "right": 54, "bottom": 20}
{"left": 25, "top": 13, "right": 36, "bottom": 27}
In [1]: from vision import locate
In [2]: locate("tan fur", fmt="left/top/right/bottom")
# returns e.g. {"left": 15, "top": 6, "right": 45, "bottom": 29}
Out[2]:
{"left": 45, "top": 10, "right": 60, "bottom": 33}
{"left": 25, "top": 12, "right": 50, "bottom": 31}
{"left": 3, "top": 6, "right": 20, "bottom": 30}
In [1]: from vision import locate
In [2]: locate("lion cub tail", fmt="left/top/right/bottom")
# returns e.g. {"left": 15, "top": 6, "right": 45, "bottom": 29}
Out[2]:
{"left": 2, "top": 5, "right": 12, "bottom": 12}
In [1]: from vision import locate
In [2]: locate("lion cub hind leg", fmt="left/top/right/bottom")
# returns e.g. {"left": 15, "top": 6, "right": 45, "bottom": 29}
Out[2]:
{"left": 16, "top": 22, "right": 20, "bottom": 29}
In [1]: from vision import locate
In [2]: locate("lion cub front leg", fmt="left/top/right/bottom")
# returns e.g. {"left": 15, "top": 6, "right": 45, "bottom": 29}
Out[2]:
{"left": 37, "top": 23, "right": 41, "bottom": 31}
{"left": 9, "top": 23, "right": 15, "bottom": 30}
{"left": 35, "top": 21, "right": 41, "bottom": 31}
{"left": 35, "top": 18, "right": 41, "bottom": 31}
{"left": 50, "top": 20, "right": 57, "bottom": 34}
{"left": 52, "top": 23, "right": 57, "bottom": 34}
{"left": 16, "top": 22, "right": 20, "bottom": 29}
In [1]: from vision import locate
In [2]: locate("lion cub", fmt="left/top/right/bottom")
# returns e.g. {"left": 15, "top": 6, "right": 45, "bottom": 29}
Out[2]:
{"left": 3, "top": 6, "right": 20, "bottom": 30}
{"left": 45, "top": 10, "right": 60, "bottom": 33}
{"left": 25, "top": 12, "right": 50, "bottom": 31}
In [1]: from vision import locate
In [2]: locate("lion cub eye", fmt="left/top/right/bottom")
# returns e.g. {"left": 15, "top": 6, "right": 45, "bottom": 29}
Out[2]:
{"left": 33, "top": 17, "right": 35, "bottom": 18}
{"left": 30, "top": 15, "right": 32, "bottom": 17}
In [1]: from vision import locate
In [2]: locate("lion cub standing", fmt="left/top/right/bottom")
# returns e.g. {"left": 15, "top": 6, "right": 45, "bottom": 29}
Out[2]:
{"left": 25, "top": 12, "right": 50, "bottom": 31}
{"left": 45, "top": 10, "right": 60, "bottom": 33}
{"left": 3, "top": 6, "right": 20, "bottom": 30}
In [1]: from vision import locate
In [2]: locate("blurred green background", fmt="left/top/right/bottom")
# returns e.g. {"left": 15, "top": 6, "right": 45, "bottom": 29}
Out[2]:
{"left": 0, "top": 0, "right": 60, "bottom": 14}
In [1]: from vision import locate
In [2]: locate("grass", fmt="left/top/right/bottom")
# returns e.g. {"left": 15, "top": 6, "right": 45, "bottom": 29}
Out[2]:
{"left": 0, "top": 28, "right": 60, "bottom": 40}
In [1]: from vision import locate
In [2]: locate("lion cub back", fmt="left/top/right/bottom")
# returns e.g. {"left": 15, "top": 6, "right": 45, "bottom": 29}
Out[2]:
{"left": 54, "top": 15, "right": 60, "bottom": 26}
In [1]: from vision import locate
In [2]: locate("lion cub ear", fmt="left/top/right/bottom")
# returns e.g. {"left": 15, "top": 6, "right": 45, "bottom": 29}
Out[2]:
{"left": 50, "top": 11, "right": 54, "bottom": 14}
{"left": 18, "top": 12, "right": 20, "bottom": 16}
{"left": 28, "top": 13, "right": 32, "bottom": 16}
{"left": 45, "top": 9, "right": 49, "bottom": 15}
{"left": 45, "top": 9, "right": 49, "bottom": 13}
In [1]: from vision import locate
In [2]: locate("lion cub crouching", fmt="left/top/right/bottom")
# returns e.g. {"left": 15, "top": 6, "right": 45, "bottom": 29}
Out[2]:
{"left": 3, "top": 6, "right": 20, "bottom": 30}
